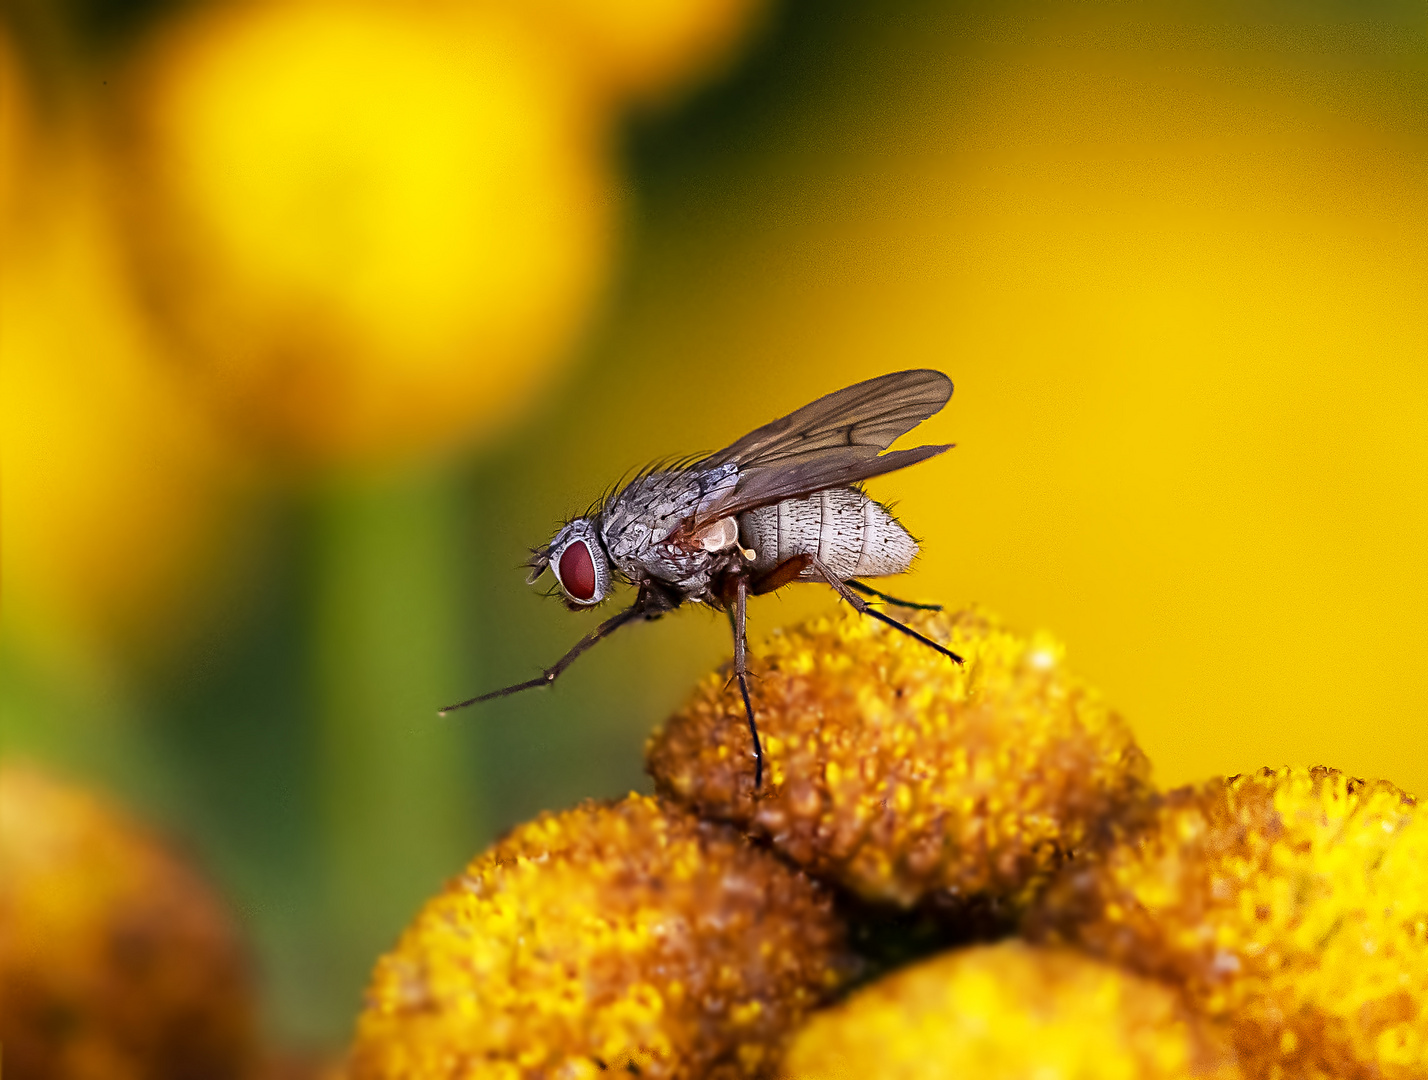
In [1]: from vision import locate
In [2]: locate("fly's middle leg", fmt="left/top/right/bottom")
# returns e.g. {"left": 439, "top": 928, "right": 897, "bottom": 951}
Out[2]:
{"left": 809, "top": 556, "right": 964, "bottom": 665}
{"left": 730, "top": 573, "right": 765, "bottom": 789}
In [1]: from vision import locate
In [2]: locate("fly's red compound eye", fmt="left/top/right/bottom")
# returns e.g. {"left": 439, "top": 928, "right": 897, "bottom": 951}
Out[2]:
{"left": 558, "top": 539, "right": 597, "bottom": 602}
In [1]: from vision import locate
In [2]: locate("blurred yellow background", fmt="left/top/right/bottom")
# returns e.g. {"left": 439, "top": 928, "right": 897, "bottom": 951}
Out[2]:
{"left": 2, "top": 0, "right": 1425, "bottom": 1056}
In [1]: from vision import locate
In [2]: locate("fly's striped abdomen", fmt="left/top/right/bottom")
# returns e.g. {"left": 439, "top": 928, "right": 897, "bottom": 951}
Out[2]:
{"left": 738, "top": 488, "right": 918, "bottom": 581}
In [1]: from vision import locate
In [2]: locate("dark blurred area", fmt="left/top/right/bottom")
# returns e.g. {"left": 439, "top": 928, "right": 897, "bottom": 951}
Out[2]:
{"left": 3, "top": 0, "right": 1425, "bottom": 1056}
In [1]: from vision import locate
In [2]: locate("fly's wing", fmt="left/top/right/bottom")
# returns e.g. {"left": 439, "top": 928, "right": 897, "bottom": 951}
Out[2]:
{"left": 705, "top": 369, "right": 952, "bottom": 468}
{"left": 693, "top": 369, "right": 953, "bottom": 523}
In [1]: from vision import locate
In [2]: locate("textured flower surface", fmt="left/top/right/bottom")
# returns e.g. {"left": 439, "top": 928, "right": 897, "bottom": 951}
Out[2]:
{"left": 348, "top": 793, "right": 854, "bottom": 1079}
{"left": 0, "top": 763, "right": 257, "bottom": 1080}
{"left": 1027, "top": 766, "right": 1428, "bottom": 1080}
{"left": 647, "top": 607, "right": 1152, "bottom": 912}
{"left": 780, "top": 940, "right": 1242, "bottom": 1080}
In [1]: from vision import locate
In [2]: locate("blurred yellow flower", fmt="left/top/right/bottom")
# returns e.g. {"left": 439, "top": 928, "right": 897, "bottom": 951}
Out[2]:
{"left": 1027, "top": 766, "right": 1428, "bottom": 1080}
{"left": 507, "top": 0, "right": 767, "bottom": 104}
{"left": 0, "top": 762, "right": 258, "bottom": 1080}
{"left": 781, "top": 940, "right": 1242, "bottom": 1080}
{"left": 1, "top": 121, "right": 251, "bottom": 667}
{"left": 349, "top": 793, "right": 853, "bottom": 1079}
{"left": 113, "top": 0, "right": 613, "bottom": 466}
{"left": 647, "top": 607, "right": 1152, "bottom": 913}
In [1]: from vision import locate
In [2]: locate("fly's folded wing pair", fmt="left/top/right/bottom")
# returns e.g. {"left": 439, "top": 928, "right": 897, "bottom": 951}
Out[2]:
{"left": 693, "top": 369, "right": 954, "bottom": 524}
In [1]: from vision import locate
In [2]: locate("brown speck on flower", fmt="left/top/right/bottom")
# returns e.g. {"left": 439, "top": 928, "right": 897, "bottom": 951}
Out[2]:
{"left": 779, "top": 940, "right": 1242, "bottom": 1079}
{"left": 347, "top": 793, "right": 854, "bottom": 1079}
{"left": 1026, "top": 766, "right": 1428, "bottom": 1079}
{"left": 0, "top": 762, "right": 258, "bottom": 1080}
{"left": 646, "top": 607, "right": 1152, "bottom": 914}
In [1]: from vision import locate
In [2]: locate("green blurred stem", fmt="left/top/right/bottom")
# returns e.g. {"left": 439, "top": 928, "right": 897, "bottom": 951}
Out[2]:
{"left": 311, "top": 467, "right": 482, "bottom": 1022}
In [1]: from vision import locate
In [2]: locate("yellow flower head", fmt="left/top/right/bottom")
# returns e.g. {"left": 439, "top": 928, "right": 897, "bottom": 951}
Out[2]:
{"left": 1027, "top": 766, "right": 1428, "bottom": 1079}
{"left": 647, "top": 607, "right": 1152, "bottom": 912}
{"left": 0, "top": 763, "right": 258, "bottom": 1080}
{"left": 116, "top": 0, "right": 611, "bottom": 466}
{"left": 781, "top": 940, "right": 1242, "bottom": 1080}
{"left": 348, "top": 793, "right": 854, "bottom": 1079}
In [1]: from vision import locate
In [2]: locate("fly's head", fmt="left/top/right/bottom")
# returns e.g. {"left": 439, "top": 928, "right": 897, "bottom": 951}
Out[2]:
{"left": 527, "top": 518, "right": 612, "bottom": 609}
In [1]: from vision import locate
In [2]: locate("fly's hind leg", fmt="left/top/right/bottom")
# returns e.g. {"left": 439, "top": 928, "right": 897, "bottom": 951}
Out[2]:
{"left": 749, "top": 554, "right": 813, "bottom": 596}
{"left": 846, "top": 580, "right": 942, "bottom": 612}
{"left": 729, "top": 574, "right": 765, "bottom": 789}
{"left": 810, "top": 556, "right": 964, "bottom": 665}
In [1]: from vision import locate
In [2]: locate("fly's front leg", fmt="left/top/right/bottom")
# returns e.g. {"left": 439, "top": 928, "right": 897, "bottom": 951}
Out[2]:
{"left": 730, "top": 573, "right": 765, "bottom": 789}
{"left": 439, "top": 601, "right": 645, "bottom": 714}
{"left": 810, "top": 556, "right": 964, "bottom": 665}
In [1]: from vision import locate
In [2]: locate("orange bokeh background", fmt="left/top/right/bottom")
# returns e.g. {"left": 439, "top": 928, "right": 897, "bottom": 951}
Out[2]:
{"left": 3, "top": 0, "right": 1424, "bottom": 1052}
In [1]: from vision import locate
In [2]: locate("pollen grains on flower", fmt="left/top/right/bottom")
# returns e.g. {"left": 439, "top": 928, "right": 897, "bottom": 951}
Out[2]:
{"left": 1025, "top": 766, "right": 1428, "bottom": 1080}
{"left": 0, "top": 762, "right": 259, "bottom": 1080}
{"left": 346, "top": 793, "right": 855, "bottom": 1080}
{"left": 645, "top": 607, "right": 1153, "bottom": 914}
{"left": 779, "top": 940, "right": 1243, "bottom": 1080}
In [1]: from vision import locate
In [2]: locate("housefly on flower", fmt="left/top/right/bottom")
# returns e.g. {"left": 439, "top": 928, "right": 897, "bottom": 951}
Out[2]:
{"left": 442, "top": 369, "right": 962, "bottom": 788}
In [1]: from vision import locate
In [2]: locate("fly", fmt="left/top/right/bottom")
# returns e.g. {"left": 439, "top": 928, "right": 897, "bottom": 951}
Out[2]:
{"left": 441, "top": 369, "right": 963, "bottom": 788}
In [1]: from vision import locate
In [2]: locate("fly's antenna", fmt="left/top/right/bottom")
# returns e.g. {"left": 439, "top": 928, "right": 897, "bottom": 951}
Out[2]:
{"left": 525, "top": 545, "right": 552, "bottom": 584}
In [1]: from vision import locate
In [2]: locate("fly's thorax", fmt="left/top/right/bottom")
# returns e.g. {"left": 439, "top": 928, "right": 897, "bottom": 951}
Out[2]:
{"left": 544, "top": 518, "right": 612, "bottom": 606}
{"left": 738, "top": 489, "right": 918, "bottom": 580}
{"left": 600, "top": 465, "right": 738, "bottom": 570}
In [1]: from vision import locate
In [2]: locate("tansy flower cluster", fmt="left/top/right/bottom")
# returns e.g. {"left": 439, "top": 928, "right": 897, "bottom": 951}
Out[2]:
{"left": 1026, "top": 766, "right": 1428, "bottom": 1079}
{"left": 347, "top": 794, "right": 854, "bottom": 1079}
{"left": 0, "top": 764, "right": 257, "bottom": 1080}
{"left": 3, "top": 608, "right": 1424, "bottom": 1077}
{"left": 780, "top": 941, "right": 1242, "bottom": 1080}
{"left": 646, "top": 607, "right": 1152, "bottom": 913}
